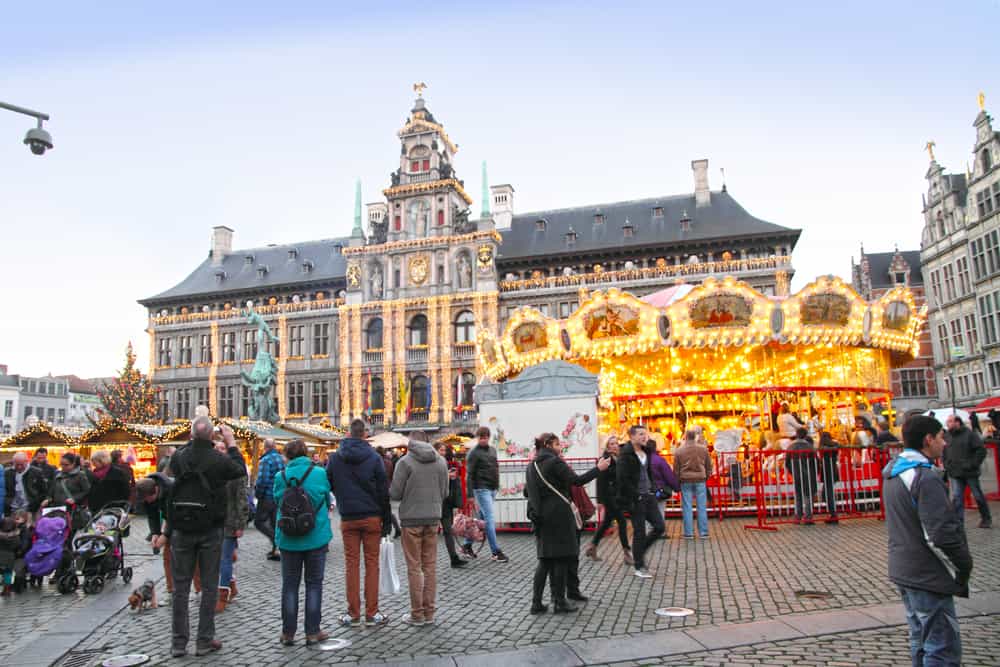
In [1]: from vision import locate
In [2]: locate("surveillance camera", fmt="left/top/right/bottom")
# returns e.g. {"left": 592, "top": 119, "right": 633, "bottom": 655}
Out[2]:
{"left": 24, "top": 126, "right": 53, "bottom": 155}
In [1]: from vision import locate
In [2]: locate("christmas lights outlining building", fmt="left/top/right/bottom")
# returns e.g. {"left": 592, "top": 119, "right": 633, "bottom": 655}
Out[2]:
{"left": 139, "top": 91, "right": 801, "bottom": 431}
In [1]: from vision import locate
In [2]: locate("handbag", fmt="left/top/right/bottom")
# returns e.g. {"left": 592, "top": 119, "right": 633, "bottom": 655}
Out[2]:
{"left": 60, "top": 480, "right": 91, "bottom": 531}
{"left": 533, "top": 462, "right": 583, "bottom": 530}
{"left": 378, "top": 536, "right": 401, "bottom": 595}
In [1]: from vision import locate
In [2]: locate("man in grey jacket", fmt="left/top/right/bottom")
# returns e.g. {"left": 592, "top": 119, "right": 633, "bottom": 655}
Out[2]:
{"left": 389, "top": 433, "right": 448, "bottom": 626}
{"left": 943, "top": 415, "right": 991, "bottom": 529}
{"left": 884, "top": 415, "right": 972, "bottom": 667}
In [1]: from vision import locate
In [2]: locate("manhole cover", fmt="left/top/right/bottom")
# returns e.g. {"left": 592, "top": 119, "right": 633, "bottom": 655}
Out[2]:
{"left": 654, "top": 607, "right": 695, "bottom": 617}
{"left": 794, "top": 590, "right": 834, "bottom": 600}
{"left": 308, "top": 638, "right": 352, "bottom": 651}
{"left": 102, "top": 656, "right": 150, "bottom": 667}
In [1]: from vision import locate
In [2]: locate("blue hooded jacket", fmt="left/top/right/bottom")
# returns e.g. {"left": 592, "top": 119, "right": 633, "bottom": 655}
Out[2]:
{"left": 326, "top": 438, "right": 389, "bottom": 522}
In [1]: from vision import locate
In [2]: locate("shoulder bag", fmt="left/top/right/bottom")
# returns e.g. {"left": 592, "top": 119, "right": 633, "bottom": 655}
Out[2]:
{"left": 534, "top": 461, "right": 583, "bottom": 530}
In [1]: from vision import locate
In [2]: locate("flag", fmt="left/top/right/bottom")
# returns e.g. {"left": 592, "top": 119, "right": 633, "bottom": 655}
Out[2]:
{"left": 364, "top": 369, "right": 372, "bottom": 418}
{"left": 397, "top": 377, "right": 408, "bottom": 420}
{"left": 455, "top": 369, "right": 463, "bottom": 413}
{"left": 426, "top": 378, "right": 432, "bottom": 415}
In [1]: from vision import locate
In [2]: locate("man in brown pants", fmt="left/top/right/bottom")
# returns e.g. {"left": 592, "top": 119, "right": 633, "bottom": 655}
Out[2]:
{"left": 390, "top": 433, "right": 449, "bottom": 625}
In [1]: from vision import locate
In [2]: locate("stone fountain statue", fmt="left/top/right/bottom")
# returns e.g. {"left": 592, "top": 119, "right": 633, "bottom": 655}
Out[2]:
{"left": 240, "top": 304, "right": 279, "bottom": 422}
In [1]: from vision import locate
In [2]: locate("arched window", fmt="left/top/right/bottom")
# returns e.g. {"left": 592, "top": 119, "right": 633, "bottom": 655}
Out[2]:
{"left": 411, "top": 375, "right": 429, "bottom": 410}
{"left": 459, "top": 371, "right": 475, "bottom": 406}
{"left": 409, "top": 314, "right": 428, "bottom": 346}
{"left": 454, "top": 310, "right": 475, "bottom": 343}
{"left": 366, "top": 317, "right": 383, "bottom": 350}
{"left": 370, "top": 377, "right": 384, "bottom": 411}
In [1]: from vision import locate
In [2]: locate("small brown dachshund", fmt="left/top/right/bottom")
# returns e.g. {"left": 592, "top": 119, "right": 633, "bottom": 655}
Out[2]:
{"left": 128, "top": 579, "right": 157, "bottom": 612}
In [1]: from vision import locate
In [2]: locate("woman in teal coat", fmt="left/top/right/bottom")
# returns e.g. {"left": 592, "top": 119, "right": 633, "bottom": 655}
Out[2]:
{"left": 273, "top": 439, "right": 332, "bottom": 646}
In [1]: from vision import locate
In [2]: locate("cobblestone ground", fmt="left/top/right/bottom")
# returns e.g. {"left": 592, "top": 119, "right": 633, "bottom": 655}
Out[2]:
{"left": 0, "top": 525, "right": 158, "bottom": 663}
{"left": 596, "top": 614, "right": 1000, "bottom": 667}
{"left": 21, "top": 508, "right": 1000, "bottom": 665}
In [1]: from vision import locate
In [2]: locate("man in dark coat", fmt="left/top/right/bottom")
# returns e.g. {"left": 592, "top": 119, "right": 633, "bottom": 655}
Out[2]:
{"left": 4, "top": 452, "right": 48, "bottom": 515}
{"left": 784, "top": 427, "right": 818, "bottom": 524}
{"left": 584, "top": 436, "right": 632, "bottom": 564}
{"left": 818, "top": 431, "right": 840, "bottom": 523}
{"left": 943, "top": 415, "right": 991, "bottom": 528}
{"left": 31, "top": 448, "right": 57, "bottom": 486}
{"left": 615, "top": 424, "right": 663, "bottom": 578}
{"left": 884, "top": 415, "right": 971, "bottom": 666}
{"left": 525, "top": 433, "right": 607, "bottom": 614}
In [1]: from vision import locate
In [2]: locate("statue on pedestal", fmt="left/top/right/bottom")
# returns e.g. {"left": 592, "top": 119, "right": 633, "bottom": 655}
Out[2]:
{"left": 241, "top": 305, "right": 279, "bottom": 422}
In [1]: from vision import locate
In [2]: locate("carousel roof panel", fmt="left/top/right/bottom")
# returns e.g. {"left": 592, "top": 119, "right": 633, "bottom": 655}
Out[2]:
{"left": 498, "top": 190, "right": 800, "bottom": 261}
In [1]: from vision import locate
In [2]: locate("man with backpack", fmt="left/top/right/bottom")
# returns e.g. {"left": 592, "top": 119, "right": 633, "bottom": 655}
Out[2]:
{"left": 884, "top": 415, "right": 972, "bottom": 666}
{"left": 255, "top": 438, "right": 285, "bottom": 561}
{"left": 155, "top": 417, "right": 245, "bottom": 658}
{"left": 327, "top": 419, "right": 392, "bottom": 627}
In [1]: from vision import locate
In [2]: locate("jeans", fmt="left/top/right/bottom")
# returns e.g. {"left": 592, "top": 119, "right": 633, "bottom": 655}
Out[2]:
{"left": 949, "top": 476, "right": 992, "bottom": 525}
{"left": 681, "top": 482, "right": 709, "bottom": 537}
{"left": 440, "top": 502, "right": 458, "bottom": 559}
{"left": 467, "top": 488, "right": 500, "bottom": 554}
{"left": 281, "top": 546, "right": 327, "bottom": 637}
{"left": 630, "top": 494, "right": 664, "bottom": 570}
{"left": 254, "top": 497, "right": 277, "bottom": 550}
{"left": 898, "top": 585, "right": 961, "bottom": 667}
{"left": 219, "top": 536, "right": 237, "bottom": 588}
{"left": 793, "top": 479, "right": 816, "bottom": 521}
{"left": 340, "top": 516, "right": 382, "bottom": 619}
{"left": 592, "top": 504, "right": 630, "bottom": 550}
{"left": 401, "top": 525, "right": 438, "bottom": 621}
{"left": 170, "top": 527, "right": 223, "bottom": 651}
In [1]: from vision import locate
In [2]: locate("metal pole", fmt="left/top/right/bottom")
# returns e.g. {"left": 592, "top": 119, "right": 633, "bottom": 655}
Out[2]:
{"left": 951, "top": 368, "right": 957, "bottom": 414}
{"left": 0, "top": 101, "right": 50, "bottom": 122}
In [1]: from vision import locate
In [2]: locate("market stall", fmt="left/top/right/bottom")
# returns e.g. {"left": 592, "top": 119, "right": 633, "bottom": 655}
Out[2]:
{"left": 0, "top": 421, "right": 87, "bottom": 465}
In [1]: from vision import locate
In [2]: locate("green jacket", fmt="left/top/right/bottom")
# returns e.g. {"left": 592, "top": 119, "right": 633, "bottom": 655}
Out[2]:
{"left": 274, "top": 457, "right": 332, "bottom": 552}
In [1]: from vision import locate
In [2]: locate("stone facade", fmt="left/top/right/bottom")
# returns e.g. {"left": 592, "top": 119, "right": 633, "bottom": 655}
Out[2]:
{"left": 141, "top": 93, "right": 801, "bottom": 432}
{"left": 920, "top": 98, "right": 1000, "bottom": 409}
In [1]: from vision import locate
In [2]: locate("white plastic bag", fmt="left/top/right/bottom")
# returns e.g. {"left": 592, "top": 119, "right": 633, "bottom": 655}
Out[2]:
{"left": 379, "top": 537, "right": 401, "bottom": 595}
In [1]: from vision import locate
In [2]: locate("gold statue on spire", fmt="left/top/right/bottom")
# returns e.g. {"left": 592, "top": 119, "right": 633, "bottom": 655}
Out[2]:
{"left": 413, "top": 82, "right": 427, "bottom": 97}
{"left": 925, "top": 140, "right": 936, "bottom": 161}
{"left": 979, "top": 91, "right": 986, "bottom": 111}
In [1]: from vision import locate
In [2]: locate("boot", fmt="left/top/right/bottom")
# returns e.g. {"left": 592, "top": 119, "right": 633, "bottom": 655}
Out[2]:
{"left": 553, "top": 599, "right": 578, "bottom": 614}
{"left": 584, "top": 543, "right": 601, "bottom": 561}
{"left": 450, "top": 555, "right": 467, "bottom": 568}
{"left": 622, "top": 547, "right": 634, "bottom": 566}
{"left": 215, "top": 587, "right": 229, "bottom": 613}
{"left": 228, "top": 578, "right": 238, "bottom": 600}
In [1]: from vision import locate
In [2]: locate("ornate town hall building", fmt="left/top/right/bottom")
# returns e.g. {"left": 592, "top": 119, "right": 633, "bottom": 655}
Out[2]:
{"left": 140, "top": 91, "right": 800, "bottom": 430}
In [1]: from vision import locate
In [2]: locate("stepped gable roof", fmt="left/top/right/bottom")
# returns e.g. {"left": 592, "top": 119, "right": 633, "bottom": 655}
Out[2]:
{"left": 864, "top": 250, "right": 923, "bottom": 289}
{"left": 140, "top": 237, "right": 352, "bottom": 305}
{"left": 56, "top": 374, "right": 99, "bottom": 395}
{"left": 497, "top": 189, "right": 799, "bottom": 261}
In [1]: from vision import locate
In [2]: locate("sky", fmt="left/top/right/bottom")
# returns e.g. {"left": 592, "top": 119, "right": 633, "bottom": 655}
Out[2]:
{"left": 1, "top": 1, "right": 997, "bottom": 378}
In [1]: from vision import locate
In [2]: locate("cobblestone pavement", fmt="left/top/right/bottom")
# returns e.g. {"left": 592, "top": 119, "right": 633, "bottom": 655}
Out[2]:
{"left": 596, "top": 614, "right": 1000, "bottom": 667}
{"left": 13, "top": 508, "right": 998, "bottom": 666}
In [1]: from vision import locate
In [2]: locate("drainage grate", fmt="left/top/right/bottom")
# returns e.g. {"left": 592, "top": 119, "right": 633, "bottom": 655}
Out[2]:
{"left": 794, "top": 590, "right": 835, "bottom": 600}
{"left": 654, "top": 607, "right": 695, "bottom": 617}
{"left": 61, "top": 649, "right": 107, "bottom": 667}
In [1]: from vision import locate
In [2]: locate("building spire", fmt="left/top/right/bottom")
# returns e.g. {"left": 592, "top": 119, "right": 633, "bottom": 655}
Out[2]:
{"left": 352, "top": 179, "right": 363, "bottom": 238}
{"left": 979, "top": 91, "right": 986, "bottom": 112}
{"left": 481, "top": 160, "right": 490, "bottom": 218}
{"left": 925, "top": 140, "right": 936, "bottom": 162}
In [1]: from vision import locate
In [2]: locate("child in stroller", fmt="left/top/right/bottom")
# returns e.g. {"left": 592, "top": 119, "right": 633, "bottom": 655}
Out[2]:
{"left": 65, "top": 501, "right": 133, "bottom": 594}
{"left": 25, "top": 506, "right": 72, "bottom": 589}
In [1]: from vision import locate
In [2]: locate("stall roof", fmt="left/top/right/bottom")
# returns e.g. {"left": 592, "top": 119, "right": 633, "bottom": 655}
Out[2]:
{"left": 219, "top": 419, "right": 302, "bottom": 441}
{"left": 0, "top": 421, "right": 89, "bottom": 447}
{"left": 282, "top": 421, "right": 345, "bottom": 443}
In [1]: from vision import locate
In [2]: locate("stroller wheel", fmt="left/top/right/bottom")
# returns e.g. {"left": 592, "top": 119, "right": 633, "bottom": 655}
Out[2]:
{"left": 90, "top": 576, "right": 105, "bottom": 594}
{"left": 57, "top": 574, "right": 78, "bottom": 595}
{"left": 122, "top": 567, "right": 133, "bottom": 583}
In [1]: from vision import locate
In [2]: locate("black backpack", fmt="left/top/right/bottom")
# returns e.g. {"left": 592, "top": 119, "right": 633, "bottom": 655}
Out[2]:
{"left": 170, "top": 453, "right": 221, "bottom": 533}
{"left": 277, "top": 463, "right": 317, "bottom": 537}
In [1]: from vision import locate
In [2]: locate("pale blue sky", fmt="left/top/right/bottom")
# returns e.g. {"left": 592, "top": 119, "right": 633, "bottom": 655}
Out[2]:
{"left": 1, "top": 1, "right": 996, "bottom": 377}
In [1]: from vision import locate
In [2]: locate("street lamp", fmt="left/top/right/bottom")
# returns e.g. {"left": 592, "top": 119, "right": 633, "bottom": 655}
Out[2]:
{"left": 0, "top": 100, "right": 53, "bottom": 155}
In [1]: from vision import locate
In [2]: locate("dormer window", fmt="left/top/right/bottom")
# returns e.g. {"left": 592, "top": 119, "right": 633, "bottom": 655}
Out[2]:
{"left": 244, "top": 255, "right": 254, "bottom": 265}
{"left": 679, "top": 210, "right": 692, "bottom": 232}
{"left": 257, "top": 266, "right": 268, "bottom": 279}
{"left": 565, "top": 228, "right": 577, "bottom": 247}
{"left": 287, "top": 249, "right": 298, "bottom": 260}
{"left": 333, "top": 243, "right": 343, "bottom": 254}
{"left": 301, "top": 260, "right": 314, "bottom": 274}
{"left": 652, "top": 207, "right": 664, "bottom": 218}
{"left": 215, "top": 271, "right": 226, "bottom": 285}
{"left": 535, "top": 219, "right": 547, "bottom": 231}
{"left": 594, "top": 214, "right": 606, "bottom": 224}
{"left": 623, "top": 220, "right": 634, "bottom": 238}
{"left": 894, "top": 272, "right": 906, "bottom": 284}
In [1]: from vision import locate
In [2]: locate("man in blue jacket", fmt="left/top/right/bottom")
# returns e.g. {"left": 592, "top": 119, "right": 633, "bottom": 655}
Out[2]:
{"left": 884, "top": 415, "right": 972, "bottom": 667}
{"left": 327, "top": 419, "right": 391, "bottom": 628}
{"left": 254, "top": 439, "right": 285, "bottom": 562}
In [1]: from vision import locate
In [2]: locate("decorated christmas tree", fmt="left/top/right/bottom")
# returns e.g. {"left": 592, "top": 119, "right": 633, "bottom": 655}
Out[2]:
{"left": 94, "top": 342, "right": 161, "bottom": 424}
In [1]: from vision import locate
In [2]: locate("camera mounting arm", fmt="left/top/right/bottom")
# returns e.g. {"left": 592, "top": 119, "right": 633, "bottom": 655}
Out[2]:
{"left": 1, "top": 100, "right": 53, "bottom": 155}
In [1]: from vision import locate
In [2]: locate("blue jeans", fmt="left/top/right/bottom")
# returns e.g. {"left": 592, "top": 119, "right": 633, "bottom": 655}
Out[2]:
{"left": 218, "top": 536, "right": 237, "bottom": 588}
{"left": 281, "top": 546, "right": 327, "bottom": 637}
{"left": 949, "top": 476, "right": 992, "bottom": 525}
{"left": 681, "top": 482, "right": 709, "bottom": 537}
{"left": 898, "top": 585, "right": 961, "bottom": 667}
{"left": 466, "top": 488, "right": 500, "bottom": 554}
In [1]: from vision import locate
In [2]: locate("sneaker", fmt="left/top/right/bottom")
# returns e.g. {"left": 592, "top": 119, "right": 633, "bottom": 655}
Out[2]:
{"left": 403, "top": 615, "right": 425, "bottom": 626}
{"left": 491, "top": 550, "right": 509, "bottom": 563}
{"left": 195, "top": 640, "right": 222, "bottom": 656}
{"left": 699, "top": 533, "right": 710, "bottom": 539}
{"left": 266, "top": 551, "right": 281, "bottom": 562}
{"left": 634, "top": 569, "right": 653, "bottom": 579}
{"left": 683, "top": 534, "right": 694, "bottom": 540}
{"left": 339, "top": 614, "right": 360, "bottom": 627}
{"left": 461, "top": 544, "right": 477, "bottom": 559}
{"left": 450, "top": 557, "right": 468, "bottom": 568}
{"left": 365, "top": 612, "right": 389, "bottom": 627}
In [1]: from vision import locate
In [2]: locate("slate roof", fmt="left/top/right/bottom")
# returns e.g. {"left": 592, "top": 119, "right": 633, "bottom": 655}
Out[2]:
{"left": 865, "top": 250, "right": 923, "bottom": 288}
{"left": 497, "top": 189, "right": 799, "bottom": 262}
{"left": 140, "top": 237, "right": 352, "bottom": 306}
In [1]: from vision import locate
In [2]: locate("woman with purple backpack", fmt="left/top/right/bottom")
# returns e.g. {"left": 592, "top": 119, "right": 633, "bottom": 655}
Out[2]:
{"left": 645, "top": 440, "right": 680, "bottom": 524}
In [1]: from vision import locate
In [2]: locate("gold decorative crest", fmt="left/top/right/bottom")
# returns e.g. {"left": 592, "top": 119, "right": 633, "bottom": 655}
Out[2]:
{"left": 477, "top": 244, "right": 493, "bottom": 272}
{"left": 346, "top": 262, "right": 361, "bottom": 288}
{"left": 409, "top": 255, "right": 429, "bottom": 285}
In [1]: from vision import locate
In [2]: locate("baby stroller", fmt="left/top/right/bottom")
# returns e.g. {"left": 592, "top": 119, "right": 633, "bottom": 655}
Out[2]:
{"left": 25, "top": 507, "right": 72, "bottom": 589}
{"left": 64, "top": 501, "right": 133, "bottom": 594}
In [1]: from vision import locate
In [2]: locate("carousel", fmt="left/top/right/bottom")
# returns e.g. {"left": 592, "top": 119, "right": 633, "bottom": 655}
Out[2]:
{"left": 477, "top": 275, "right": 925, "bottom": 448}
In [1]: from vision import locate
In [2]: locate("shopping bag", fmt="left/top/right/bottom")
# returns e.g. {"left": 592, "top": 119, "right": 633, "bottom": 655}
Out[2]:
{"left": 379, "top": 537, "right": 401, "bottom": 595}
